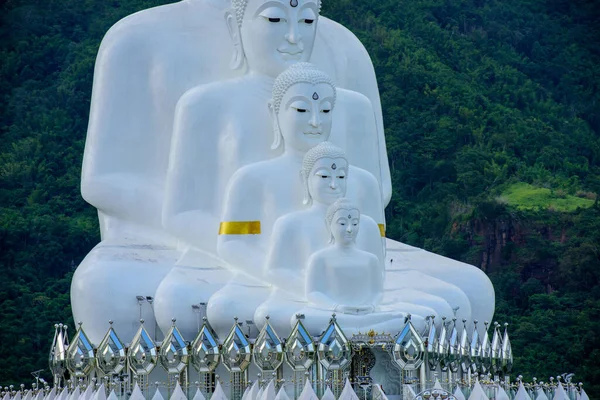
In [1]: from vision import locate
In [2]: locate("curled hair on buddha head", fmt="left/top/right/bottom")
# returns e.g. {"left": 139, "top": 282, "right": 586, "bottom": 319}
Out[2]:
{"left": 325, "top": 198, "right": 360, "bottom": 244}
{"left": 300, "top": 141, "right": 347, "bottom": 205}
{"left": 270, "top": 63, "right": 337, "bottom": 150}
{"left": 231, "top": 0, "right": 323, "bottom": 28}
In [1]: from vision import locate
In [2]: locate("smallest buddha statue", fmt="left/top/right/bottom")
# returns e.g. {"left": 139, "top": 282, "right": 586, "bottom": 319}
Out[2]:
{"left": 299, "top": 198, "right": 405, "bottom": 335}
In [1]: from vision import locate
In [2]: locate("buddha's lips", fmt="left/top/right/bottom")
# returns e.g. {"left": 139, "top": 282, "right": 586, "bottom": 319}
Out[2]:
{"left": 278, "top": 49, "right": 303, "bottom": 59}
{"left": 304, "top": 131, "right": 321, "bottom": 135}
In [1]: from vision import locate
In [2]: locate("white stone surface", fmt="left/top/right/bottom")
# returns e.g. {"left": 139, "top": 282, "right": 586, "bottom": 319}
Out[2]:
{"left": 73, "top": 0, "right": 495, "bottom": 342}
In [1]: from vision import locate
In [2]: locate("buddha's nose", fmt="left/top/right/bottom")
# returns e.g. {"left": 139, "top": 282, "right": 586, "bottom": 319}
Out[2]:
{"left": 286, "top": 22, "right": 302, "bottom": 44}
{"left": 309, "top": 112, "right": 320, "bottom": 128}
{"left": 329, "top": 179, "right": 337, "bottom": 189}
{"left": 346, "top": 224, "right": 353, "bottom": 233}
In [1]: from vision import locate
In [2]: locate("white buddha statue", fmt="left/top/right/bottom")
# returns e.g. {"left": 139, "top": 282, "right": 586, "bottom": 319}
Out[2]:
{"left": 74, "top": 0, "right": 495, "bottom": 342}
{"left": 205, "top": 64, "right": 386, "bottom": 338}
{"left": 297, "top": 198, "right": 406, "bottom": 335}
{"left": 255, "top": 143, "right": 468, "bottom": 336}
{"left": 154, "top": 0, "right": 389, "bottom": 338}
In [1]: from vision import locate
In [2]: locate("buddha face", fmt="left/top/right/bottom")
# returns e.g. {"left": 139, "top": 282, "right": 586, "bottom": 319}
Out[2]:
{"left": 330, "top": 208, "right": 360, "bottom": 246}
{"left": 238, "top": 0, "right": 319, "bottom": 77}
{"left": 278, "top": 82, "right": 334, "bottom": 152}
{"left": 307, "top": 157, "right": 348, "bottom": 205}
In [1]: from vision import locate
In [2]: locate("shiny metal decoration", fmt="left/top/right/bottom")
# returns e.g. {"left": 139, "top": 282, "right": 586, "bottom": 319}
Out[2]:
{"left": 127, "top": 320, "right": 158, "bottom": 375}
{"left": 49, "top": 324, "right": 68, "bottom": 380}
{"left": 437, "top": 317, "right": 449, "bottom": 372}
{"left": 479, "top": 321, "right": 492, "bottom": 374}
{"left": 425, "top": 316, "right": 439, "bottom": 370}
{"left": 317, "top": 314, "right": 352, "bottom": 370}
{"left": 96, "top": 321, "right": 126, "bottom": 375}
{"left": 191, "top": 317, "right": 220, "bottom": 373}
{"left": 392, "top": 316, "right": 425, "bottom": 370}
{"left": 158, "top": 319, "right": 189, "bottom": 374}
{"left": 469, "top": 320, "right": 481, "bottom": 373}
{"left": 252, "top": 317, "right": 284, "bottom": 372}
{"left": 446, "top": 318, "right": 459, "bottom": 373}
{"left": 285, "top": 317, "right": 315, "bottom": 371}
{"left": 221, "top": 317, "right": 252, "bottom": 372}
{"left": 501, "top": 323, "right": 513, "bottom": 373}
{"left": 490, "top": 322, "right": 502, "bottom": 374}
{"left": 66, "top": 322, "right": 95, "bottom": 378}
{"left": 459, "top": 319, "right": 470, "bottom": 373}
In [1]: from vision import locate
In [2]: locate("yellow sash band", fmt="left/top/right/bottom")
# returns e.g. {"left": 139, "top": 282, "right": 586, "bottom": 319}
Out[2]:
{"left": 378, "top": 224, "right": 386, "bottom": 237}
{"left": 219, "top": 221, "right": 261, "bottom": 235}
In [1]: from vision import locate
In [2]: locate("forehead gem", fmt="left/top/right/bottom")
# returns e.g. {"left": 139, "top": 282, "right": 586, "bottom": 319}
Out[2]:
{"left": 331, "top": 163, "right": 337, "bottom": 170}
{"left": 290, "top": 0, "right": 298, "bottom": 7}
{"left": 312, "top": 92, "right": 319, "bottom": 100}
{"left": 348, "top": 215, "right": 352, "bottom": 219}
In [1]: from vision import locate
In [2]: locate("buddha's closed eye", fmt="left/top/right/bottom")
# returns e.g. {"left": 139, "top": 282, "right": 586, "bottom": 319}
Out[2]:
{"left": 268, "top": 18, "right": 282, "bottom": 22}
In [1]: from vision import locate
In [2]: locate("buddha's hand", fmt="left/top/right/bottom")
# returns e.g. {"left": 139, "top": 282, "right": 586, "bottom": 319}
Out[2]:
{"left": 335, "top": 305, "right": 375, "bottom": 315}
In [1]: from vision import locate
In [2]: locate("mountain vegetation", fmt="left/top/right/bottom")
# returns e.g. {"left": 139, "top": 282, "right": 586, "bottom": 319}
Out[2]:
{"left": 1, "top": 0, "right": 598, "bottom": 395}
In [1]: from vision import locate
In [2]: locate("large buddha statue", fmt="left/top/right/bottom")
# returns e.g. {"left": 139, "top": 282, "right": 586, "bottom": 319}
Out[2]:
{"left": 254, "top": 142, "right": 469, "bottom": 337}
{"left": 74, "top": 0, "right": 495, "bottom": 343}
{"left": 204, "top": 64, "right": 386, "bottom": 338}
{"left": 154, "top": 0, "right": 388, "bottom": 338}
{"left": 299, "top": 198, "right": 405, "bottom": 335}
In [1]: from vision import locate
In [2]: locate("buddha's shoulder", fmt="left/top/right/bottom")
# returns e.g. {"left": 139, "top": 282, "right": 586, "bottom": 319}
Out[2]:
{"left": 273, "top": 208, "right": 314, "bottom": 230}
{"left": 101, "top": 2, "right": 219, "bottom": 45}
{"left": 230, "top": 159, "right": 279, "bottom": 190}
{"left": 177, "top": 78, "right": 249, "bottom": 109}
{"left": 336, "top": 87, "right": 372, "bottom": 109}
{"left": 348, "top": 166, "right": 378, "bottom": 186}
{"left": 317, "top": 17, "right": 369, "bottom": 56}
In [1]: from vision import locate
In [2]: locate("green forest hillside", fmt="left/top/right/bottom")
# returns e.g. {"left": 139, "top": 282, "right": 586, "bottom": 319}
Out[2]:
{"left": 1, "top": 0, "right": 599, "bottom": 395}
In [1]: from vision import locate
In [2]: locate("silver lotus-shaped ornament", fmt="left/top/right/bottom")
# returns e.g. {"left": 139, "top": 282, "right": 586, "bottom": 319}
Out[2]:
{"left": 317, "top": 315, "right": 351, "bottom": 371}
{"left": 96, "top": 322, "right": 126, "bottom": 375}
{"left": 159, "top": 320, "right": 189, "bottom": 374}
{"left": 128, "top": 321, "right": 157, "bottom": 375}
{"left": 66, "top": 323, "right": 95, "bottom": 378}
{"left": 285, "top": 318, "right": 315, "bottom": 371}
{"left": 253, "top": 318, "right": 284, "bottom": 371}
{"left": 191, "top": 318, "right": 220, "bottom": 373}
{"left": 393, "top": 317, "right": 425, "bottom": 370}
{"left": 221, "top": 318, "right": 252, "bottom": 372}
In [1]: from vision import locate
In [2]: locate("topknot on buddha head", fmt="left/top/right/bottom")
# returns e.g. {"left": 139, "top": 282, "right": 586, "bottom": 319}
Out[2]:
{"left": 231, "top": 0, "right": 323, "bottom": 27}
{"left": 272, "top": 62, "right": 336, "bottom": 115}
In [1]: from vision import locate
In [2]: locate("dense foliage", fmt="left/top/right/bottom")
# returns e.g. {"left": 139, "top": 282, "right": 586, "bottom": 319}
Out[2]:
{"left": 1, "top": 0, "right": 598, "bottom": 395}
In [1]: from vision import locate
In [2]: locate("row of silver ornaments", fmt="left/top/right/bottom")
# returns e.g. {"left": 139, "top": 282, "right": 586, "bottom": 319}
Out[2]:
{"left": 49, "top": 314, "right": 513, "bottom": 383}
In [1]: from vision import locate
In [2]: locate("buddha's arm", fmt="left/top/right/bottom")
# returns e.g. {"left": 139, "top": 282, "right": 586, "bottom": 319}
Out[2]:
{"left": 162, "top": 87, "right": 224, "bottom": 250}
{"left": 333, "top": 27, "right": 391, "bottom": 206}
{"left": 306, "top": 255, "right": 341, "bottom": 310}
{"left": 216, "top": 170, "right": 267, "bottom": 273}
{"left": 334, "top": 89, "right": 391, "bottom": 207}
{"left": 348, "top": 167, "right": 385, "bottom": 226}
{"left": 369, "top": 255, "right": 384, "bottom": 307}
{"left": 82, "top": 30, "right": 166, "bottom": 231}
{"left": 263, "top": 219, "right": 305, "bottom": 296}
{"left": 357, "top": 216, "right": 386, "bottom": 272}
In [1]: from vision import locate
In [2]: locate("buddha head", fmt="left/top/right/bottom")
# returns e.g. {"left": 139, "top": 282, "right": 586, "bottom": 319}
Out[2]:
{"left": 226, "top": 0, "right": 321, "bottom": 77}
{"left": 325, "top": 198, "right": 360, "bottom": 245}
{"left": 270, "top": 63, "right": 336, "bottom": 152}
{"left": 301, "top": 141, "right": 348, "bottom": 206}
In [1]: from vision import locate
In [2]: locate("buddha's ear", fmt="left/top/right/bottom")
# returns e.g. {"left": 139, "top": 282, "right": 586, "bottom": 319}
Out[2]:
{"left": 269, "top": 100, "right": 283, "bottom": 150}
{"left": 225, "top": 10, "right": 244, "bottom": 70}
{"left": 301, "top": 172, "right": 312, "bottom": 205}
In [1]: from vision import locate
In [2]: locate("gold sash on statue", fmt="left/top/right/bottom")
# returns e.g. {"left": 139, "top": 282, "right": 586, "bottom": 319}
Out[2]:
{"left": 218, "top": 221, "right": 262, "bottom": 235}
